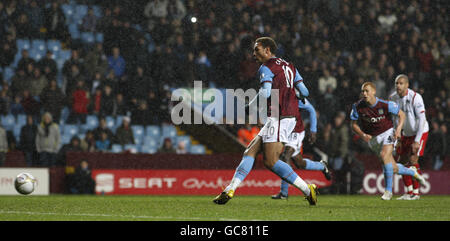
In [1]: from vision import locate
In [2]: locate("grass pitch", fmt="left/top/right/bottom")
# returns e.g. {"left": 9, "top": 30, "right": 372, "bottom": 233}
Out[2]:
{"left": 0, "top": 195, "right": 449, "bottom": 221}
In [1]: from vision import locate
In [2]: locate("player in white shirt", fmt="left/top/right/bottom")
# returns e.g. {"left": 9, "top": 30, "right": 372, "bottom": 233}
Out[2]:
{"left": 389, "top": 74, "right": 429, "bottom": 200}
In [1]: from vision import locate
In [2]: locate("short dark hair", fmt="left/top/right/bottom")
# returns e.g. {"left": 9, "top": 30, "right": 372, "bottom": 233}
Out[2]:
{"left": 255, "top": 37, "right": 278, "bottom": 53}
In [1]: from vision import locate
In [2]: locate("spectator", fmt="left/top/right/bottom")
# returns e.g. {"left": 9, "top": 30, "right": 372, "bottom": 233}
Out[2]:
{"left": 95, "top": 131, "right": 111, "bottom": 152}
{"left": 0, "top": 33, "right": 16, "bottom": 68}
{"left": 26, "top": 0, "right": 43, "bottom": 37}
{"left": 35, "top": 112, "right": 60, "bottom": 167}
{"left": 68, "top": 160, "right": 96, "bottom": 194}
{"left": 158, "top": 137, "right": 176, "bottom": 153}
{"left": 10, "top": 95, "right": 25, "bottom": 116}
{"left": 19, "top": 115, "right": 37, "bottom": 167}
{"left": 20, "top": 90, "right": 40, "bottom": 119}
{"left": 81, "top": 7, "right": 98, "bottom": 33}
{"left": 99, "top": 85, "right": 115, "bottom": 116}
{"left": 113, "top": 93, "right": 128, "bottom": 116}
{"left": 39, "top": 80, "right": 66, "bottom": 123}
{"left": 115, "top": 116, "right": 134, "bottom": 146}
{"left": 0, "top": 89, "right": 11, "bottom": 115}
{"left": 80, "top": 130, "right": 96, "bottom": 152}
{"left": 176, "top": 141, "right": 188, "bottom": 154}
{"left": 84, "top": 43, "right": 108, "bottom": 81}
{"left": 56, "top": 136, "right": 82, "bottom": 166}
{"left": 43, "top": 1, "right": 68, "bottom": 41}
{"left": 17, "top": 49, "right": 36, "bottom": 74}
{"left": 37, "top": 51, "right": 58, "bottom": 81}
{"left": 318, "top": 69, "right": 337, "bottom": 95}
{"left": 377, "top": 8, "right": 397, "bottom": 33}
{"left": 93, "top": 117, "right": 115, "bottom": 142}
{"left": 15, "top": 13, "right": 34, "bottom": 39}
{"left": 131, "top": 100, "right": 152, "bottom": 126}
{"left": 29, "top": 67, "right": 48, "bottom": 97}
{"left": 237, "top": 123, "right": 259, "bottom": 146}
{"left": 0, "top": 125, "right": 7, "bottom": 166}
{"left": 67, "top": 80, "right": 90, "bottom": 124}
{"left": 329, "top": 111, "right": 349, "bottom": 171}
{"left": 428, "top": 121, "right": 447, "bottom": 170}
{"left": 129, "top": 66, "right": 150, "bottom": 100}
{"left": 10, "top": 69, "right": 30, "bottom": 97}
{"left": 64, "top": 64, "right": 86, "bottom": 96}
{"left": 107, "top": 47, "right": 126, "bottom": 78}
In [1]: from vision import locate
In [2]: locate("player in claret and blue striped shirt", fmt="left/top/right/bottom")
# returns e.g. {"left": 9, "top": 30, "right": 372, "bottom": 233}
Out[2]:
{"left": 350, "top": 82, "right": 425, "bottom": 200}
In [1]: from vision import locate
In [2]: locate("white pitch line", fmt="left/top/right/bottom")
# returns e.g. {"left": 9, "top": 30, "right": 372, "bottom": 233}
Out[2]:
{"left": 0, "top": 210, "right": 261, "bottom": 221}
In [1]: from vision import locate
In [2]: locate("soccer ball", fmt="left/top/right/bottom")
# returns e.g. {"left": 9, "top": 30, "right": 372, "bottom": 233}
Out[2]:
{"left": 14, "top": 172, "right": 37, "bottom": 195}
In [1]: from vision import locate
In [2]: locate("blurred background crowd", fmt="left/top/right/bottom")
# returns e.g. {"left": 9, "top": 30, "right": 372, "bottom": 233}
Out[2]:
{"left": 0, "top": 0, "right": 448, "bottom": 171}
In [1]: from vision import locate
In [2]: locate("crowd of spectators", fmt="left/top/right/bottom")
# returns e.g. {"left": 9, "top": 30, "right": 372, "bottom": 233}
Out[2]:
{"left": 0, "top": 0, "right": 448, "bottom": 169}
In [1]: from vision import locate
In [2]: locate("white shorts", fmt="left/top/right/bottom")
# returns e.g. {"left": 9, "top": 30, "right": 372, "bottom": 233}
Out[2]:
{"left": 285, "top": 131, "right": 305, "bottom": 157}
{"left": 368, "top": 128, "right": 396, "bottom": 154}
{"left": 258, "top": 117, "right": 296, "bottom": 143}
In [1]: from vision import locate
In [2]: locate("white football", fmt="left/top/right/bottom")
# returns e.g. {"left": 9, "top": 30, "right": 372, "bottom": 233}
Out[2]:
{"left": 14, "top": 172, "right": 37, "bottom": 195}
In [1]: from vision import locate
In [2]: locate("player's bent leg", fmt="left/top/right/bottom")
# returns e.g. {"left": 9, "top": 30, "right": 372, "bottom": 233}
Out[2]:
{"left": 264, "top": 142, "right": 317, "bottom": 205}
{"left": 409, "top": 154, "right": 421, "bottom": 199}
{"left": 273, "top": 146, "right": 295, "bottom": 199}
{"left": 213, "top": 136, "right": 262, "bottom": 205}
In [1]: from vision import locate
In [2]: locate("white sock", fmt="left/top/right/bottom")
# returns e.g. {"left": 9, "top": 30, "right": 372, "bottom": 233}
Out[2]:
{"left": 224, "top": 178, "right": 242, "bottom": 192}
{"left": 293, "top": 176, "right": 310, "bottom": 196}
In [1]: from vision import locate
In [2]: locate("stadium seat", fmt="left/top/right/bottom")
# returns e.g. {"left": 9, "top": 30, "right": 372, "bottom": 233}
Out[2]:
{"left": 63, "top": 124, "right": 79, "bottom": 137}
{"left": 61, "top": 4, "right": 75, "bottom": 23}
{"left": 16, "top": 39, "right": 31, "bottom": 51}
{"left": 124, "top": 144, "right": 139, "bottom": 153}
{"left": 131, "top": 125, "right": 144, "bottom": 146}
{"left": 12, "top": 52, "right": 22, "bottom": 68}
{"left": 31, "top": 39, "right": 47, "bottom": 52}
{"left": 81, "top": 32, "right": 95, "bottom": 44}
{"left": 2, "top": 67, "right": 14, "bottom": 82}
{"left": 85, "top": 115, "right": 99, "bottom": 129}
{"left": 105, "top": 116, "right": 115, "bottom": 130}
{"left": 75, "top": 5, "right": 88, "bottom": 18}
{"left": 29, "top": 49, "right": 45, "bottom": 61}
{"left": 115, "top": 115, "right": 125, "bottom": 129}
{"left": 1, "top": 114, "right": 15, "bottom": 130}
{"left": 92, "top": 5, "right": 102, "bottom": 17}
{"left": 161, "top": 124, "right": 177, "bottom": 138}
{"left": 60, "top": 107, "right": 70, "bottom": 123}
{"left": 145, "top": 125, "right": 161, "bottom": 138}
{"left": 61, "top": 133, "right": 73, "bottom": 144}
{"left": 17, "top": 114, "right": 26, "bottom": 127}
{"left": 111, "top": 144, "right": 123, "bottom": 153}
{"left": 190, "top": 144, "right": 206, "bottom": 154}
{"left": 95, "top": 32, "right": 104, "bottom": 43}
{"left": 141, "top": 145, "right": 157, "bottom": 154}
{"left": 58, "top": 50, "right": 72, "bottom": 61}
{"left": 13, "top": 124, "right": 22, "bottom": 141}
{"left": 47, "top": 40, "right": 62, "bottom": 53}
{"left": 68, "top": 23, "right": 80, "bottom": 39}
{"left": 143, "top": 136, "right": 159, "bottom": 149}
{"left": 175, "top": 135, "right": 191, "bottom": 150}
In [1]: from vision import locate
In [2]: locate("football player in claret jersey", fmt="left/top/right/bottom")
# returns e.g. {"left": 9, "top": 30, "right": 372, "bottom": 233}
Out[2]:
{"left": 390, "top": 74, "right": 429, "bottom": 200}
{"left": 213, "top": 37, "right": 318, "bottom": 205}
{"left": 272, "top": 98, "right": 331, "bottom": 200}
{"left": 350, "top": 82, "right": 425, "bottom": 200}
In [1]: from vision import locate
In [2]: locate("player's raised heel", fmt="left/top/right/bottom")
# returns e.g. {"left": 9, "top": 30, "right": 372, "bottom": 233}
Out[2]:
{"left": 305, "top": 184, "right": 318, "bottom": 205}
{"left": 320, "top": 160, "right": 332, "bottom": 180}
{"left": 409, "top": 166, "right": 425, "bottom": 185}
{"left": 213, "top": 190, "right": 234, "bottom": 205}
